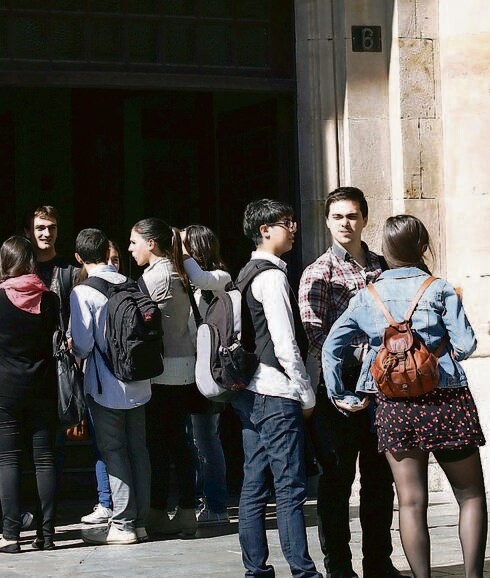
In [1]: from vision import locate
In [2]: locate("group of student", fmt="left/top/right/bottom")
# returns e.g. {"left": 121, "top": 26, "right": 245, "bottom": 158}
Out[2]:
{"left": 0, "top": 189, "right": 486, "bottom": 578}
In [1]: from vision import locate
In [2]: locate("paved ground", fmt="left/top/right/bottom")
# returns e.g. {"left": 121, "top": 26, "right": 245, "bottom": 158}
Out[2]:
{"left": 1, "top": 492, "right": 488, "bottom": 577}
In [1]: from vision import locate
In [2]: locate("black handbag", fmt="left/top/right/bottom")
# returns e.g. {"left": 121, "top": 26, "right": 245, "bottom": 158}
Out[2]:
{"left": 54, "top": 309, "right": 86, "bottom": 428}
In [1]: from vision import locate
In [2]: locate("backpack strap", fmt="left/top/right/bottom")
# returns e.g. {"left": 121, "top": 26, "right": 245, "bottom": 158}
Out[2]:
{"left": 187, "top": 285, "right": 203, "bottom": 328}
{"left": 57, "top": 264, "right": 78, "bottom": 323}
{"left": 403, "top": 276, "right": 437, "bottom": 322}
{"left": 367, "top": 283, "right": 398, "bottom": 326}
{"left": 80, "top": 276, "right": 114, "bottom": 394}
{"left": 82, "top": 276, "right": 112, "bottom": 296}
{"left": 235, "top": 259, "right": 282, "bottom": 292}
{"left": 368, "top": 277, "right": 449, "bottom": 357}
{"left": 368, "top": 276, "right": 437, "bottom": 326}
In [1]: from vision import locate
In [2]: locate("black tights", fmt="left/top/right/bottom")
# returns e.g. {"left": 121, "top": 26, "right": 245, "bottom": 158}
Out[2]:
{"left": 0, "top": 399, "right": 57, "bottom": 542}
{"left": 386, "top": 448, "right": 487, "bottom": 578}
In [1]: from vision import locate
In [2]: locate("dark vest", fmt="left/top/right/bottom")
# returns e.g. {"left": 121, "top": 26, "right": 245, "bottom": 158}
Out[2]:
{"left": 237, "top": 259, "right": 285, "bottom": 374}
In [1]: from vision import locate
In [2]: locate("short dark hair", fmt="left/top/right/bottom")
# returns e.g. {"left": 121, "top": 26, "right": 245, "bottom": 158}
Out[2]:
{"left": 325, "top": 187, "right": 368, "bottom": 219}
{"left": 75, "top": 228, "right": 109, "bottom": 265}
{"left": 243, "top": 198, "right": 294, "bottom": 246}
{"left": 0, "top": 236, "right": 37, "bottom": 281}
{"left": 23, "top": 205, "right": 60, "bottom": 231}
{"left": 382, "top": 214, "right": 432, "bottom": 270}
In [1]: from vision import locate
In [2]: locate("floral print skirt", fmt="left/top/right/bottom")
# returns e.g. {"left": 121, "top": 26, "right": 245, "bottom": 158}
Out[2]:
{"left": 375, "top": 386, "right": 486, "bottom": 453}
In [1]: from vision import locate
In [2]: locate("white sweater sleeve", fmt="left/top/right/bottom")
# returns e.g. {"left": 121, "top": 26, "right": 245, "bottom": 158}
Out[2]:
{"left": 184, "top": 258, "right": 231, "bottom": 291}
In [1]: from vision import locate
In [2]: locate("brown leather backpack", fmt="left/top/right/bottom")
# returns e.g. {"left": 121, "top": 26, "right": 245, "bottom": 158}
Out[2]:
{"left": 368, "top": 277, "right": 447, "bottom": 399}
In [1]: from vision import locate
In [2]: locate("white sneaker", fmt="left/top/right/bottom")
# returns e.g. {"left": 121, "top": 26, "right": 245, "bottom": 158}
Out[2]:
{"left": 196, "top": 507, "right": 230, "bottom": 526}
{"left": 81, "top": 504, "right": 113, "bottom": 524}
{"left": 81, "top": 524, "right": 137, "bottom": 545}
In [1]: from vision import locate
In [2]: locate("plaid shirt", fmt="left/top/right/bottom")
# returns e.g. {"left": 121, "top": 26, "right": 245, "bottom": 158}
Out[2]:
{"left": 299, "top": 242, "right": 384, "bottom": 363}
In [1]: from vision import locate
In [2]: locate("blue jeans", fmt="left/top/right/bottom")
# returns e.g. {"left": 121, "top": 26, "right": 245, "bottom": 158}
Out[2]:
{"left": 191, "top": 412, "right": 227, "bottom": 513}
{"left": 232, "top": 390, "right": 322, "bottom": 578}
{"left": 87, "top": 410, "right": 112, "bottom": 509}
{"left": 87, "top": 397, "right": 150, "bottom": 531}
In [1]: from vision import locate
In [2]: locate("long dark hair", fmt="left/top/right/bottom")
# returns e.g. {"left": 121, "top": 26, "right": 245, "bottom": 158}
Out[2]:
{"left": 132, "top": 218, "right": 189, "bottom": 289}
{"left": 184, "top": 225, "right": 227, "bottom": 272}
{"left": 382, "top": 215, "right": 433, "bottom": 272}
{"left": 0, "top": 235, "right": 37, "bottom": 281}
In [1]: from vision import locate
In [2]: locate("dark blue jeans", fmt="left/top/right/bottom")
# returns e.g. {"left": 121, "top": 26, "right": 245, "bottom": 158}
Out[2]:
{"left": 232, "top": 390, "right": 322, "bottom": 578}
{"left": 310, "top": 387, "right": 395, "bottom": 575}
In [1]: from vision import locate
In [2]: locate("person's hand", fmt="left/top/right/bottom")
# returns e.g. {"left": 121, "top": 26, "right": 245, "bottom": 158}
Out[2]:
{"left": 333, "top": 396, "right": 369, "bottom": 413}
{"left": 302, "top": 407, "right": 314, "bottom": 420}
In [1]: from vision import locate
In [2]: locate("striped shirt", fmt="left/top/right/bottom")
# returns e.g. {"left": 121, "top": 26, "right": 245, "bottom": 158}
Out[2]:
{"left": 299, "top": 242, "right": 384, "bottom": 364}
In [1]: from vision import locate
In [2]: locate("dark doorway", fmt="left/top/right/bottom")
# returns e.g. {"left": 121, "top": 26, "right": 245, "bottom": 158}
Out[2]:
{"left": 70, "top": 88, "right": 296, "bottom": 277}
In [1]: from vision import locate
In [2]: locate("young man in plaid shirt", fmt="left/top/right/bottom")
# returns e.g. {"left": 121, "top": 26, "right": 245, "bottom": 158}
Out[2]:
{"left": 299, "top": 187, "right": 402, "bottom": 578}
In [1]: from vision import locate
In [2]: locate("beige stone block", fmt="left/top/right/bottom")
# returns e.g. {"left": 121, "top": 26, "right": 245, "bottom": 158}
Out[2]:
{"left": 445, "top": 198, "right": 490, "bottom": 279}
{"left": 441, "top": 112, "right": 490, "bottom": 194}
{"left": 416, "top": 0, "right": 439, "bottom": 39}
{"left": 344, "top": 0, "right": 390, "bottom": 30}
{"left": 401, "top": 118, "right": 422, "bottom": 198}
{"left": 403, "top": 199, "right": 443, "bottom": 270}
{"left": 401, "top": 119, "right": 443, "bottom": 199}
{"left": 397, "top": 0, "right": 438, "bottom": 39}
{"left": 441, "top": 34, "right": 490, "bottom": 87}
{"left": 439, "top": 0, "right": 490, "bottom": 35}
{"left": 300, "top": 199, "right": 330, "bottom": 265}
{"left": 399, "top": 38, "right": 436, "bottom": 118}
{"left": 363, "top": 199, "right": 393, "bottom": 254}
{"left": 397, "top": 0, "right": 417, "bottom": 38}
{"left": 420, "top": 118, "right": 443, "bottom": 199}
{"left": 294, "top": 0, "right": 333, "bottom": 41}
{"left": 345, "top": 118, "right": 392, "bottom": 197}
{"left": 345, "top": 42, "right": 389, "bottom": 118}
{"left": 296, "top": 38, "right": 337, "bottom": 119}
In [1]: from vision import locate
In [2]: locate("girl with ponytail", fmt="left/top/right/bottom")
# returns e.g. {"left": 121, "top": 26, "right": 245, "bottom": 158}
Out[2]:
{"left": 129, "top": 217, "right": 197, "bottom": 536}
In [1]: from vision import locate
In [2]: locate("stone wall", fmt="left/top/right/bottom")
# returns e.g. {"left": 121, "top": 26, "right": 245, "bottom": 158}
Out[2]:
{"left": 295, "top": 0, "right": 490, "bottom": 488}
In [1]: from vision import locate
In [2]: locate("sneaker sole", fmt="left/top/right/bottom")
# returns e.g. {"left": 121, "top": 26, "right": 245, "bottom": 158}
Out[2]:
{"left": 80, "top": 518, "right": 111, "bottom": 525}
{"left": 81, "top": 536, "right": 138, "bottom": 545}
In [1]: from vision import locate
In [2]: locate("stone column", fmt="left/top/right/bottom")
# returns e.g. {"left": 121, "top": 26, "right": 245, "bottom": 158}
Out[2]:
{"left": 295, "top": 0, "right": 338, "bottom": 265}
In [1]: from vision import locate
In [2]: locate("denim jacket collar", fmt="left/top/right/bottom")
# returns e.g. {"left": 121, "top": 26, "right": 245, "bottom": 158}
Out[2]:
{"left": 377, "top": 266, "right": 429, "bottom": 280}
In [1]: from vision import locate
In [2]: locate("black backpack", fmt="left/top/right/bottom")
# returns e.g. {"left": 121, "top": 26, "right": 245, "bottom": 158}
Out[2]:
{"left": 195, "top": 259, "right": 279, "bottom": 402}
{"left": 83, "top": 276, "right": 163, "bottom": 387}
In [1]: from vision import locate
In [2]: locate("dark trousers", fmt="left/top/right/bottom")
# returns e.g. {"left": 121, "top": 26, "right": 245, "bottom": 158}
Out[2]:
{"left": 146, "top": 384, "right": 196, "bottom": 510}
{"left": 310, "top": 387, "right": 395, "bottom": 574}
{"left": 0, "top": 397, "right": 57, "bottom": 542}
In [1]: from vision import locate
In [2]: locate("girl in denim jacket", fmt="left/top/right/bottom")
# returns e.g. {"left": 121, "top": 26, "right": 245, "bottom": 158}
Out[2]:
{"left": 323, "top": 215, "right": 486, "bottom": 578}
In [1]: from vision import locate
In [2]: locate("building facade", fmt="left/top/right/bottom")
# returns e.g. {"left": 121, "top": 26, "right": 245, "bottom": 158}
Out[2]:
{"left": 295, "top": 0, "right": 490, "bottom": 490}
{"left": 1, "top": 0, "right": 489, "bottom": 488}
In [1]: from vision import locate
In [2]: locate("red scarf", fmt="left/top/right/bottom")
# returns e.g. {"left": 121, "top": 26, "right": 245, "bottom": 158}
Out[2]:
{"left": 0, "top": 273, "right": 48, "bottom": 314}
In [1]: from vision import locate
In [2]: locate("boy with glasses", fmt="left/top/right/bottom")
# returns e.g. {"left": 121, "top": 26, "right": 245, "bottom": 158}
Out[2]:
{"left": 232, "top": 198, "right": 322, "bottom": 578}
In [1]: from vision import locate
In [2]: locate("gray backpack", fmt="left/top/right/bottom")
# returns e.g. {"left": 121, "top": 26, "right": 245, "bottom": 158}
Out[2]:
{"left": 195, "top": 260, "right": 278, "bottom": 401}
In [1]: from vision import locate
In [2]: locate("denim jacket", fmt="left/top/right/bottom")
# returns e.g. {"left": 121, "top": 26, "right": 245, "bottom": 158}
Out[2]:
{"left": 322, "top": 267, "right": 477, "bottom": 407}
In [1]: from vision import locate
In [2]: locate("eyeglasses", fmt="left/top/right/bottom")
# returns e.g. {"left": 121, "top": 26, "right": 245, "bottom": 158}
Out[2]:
{"left": 267, "top": 219, "right": 297, "bottom": 232}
